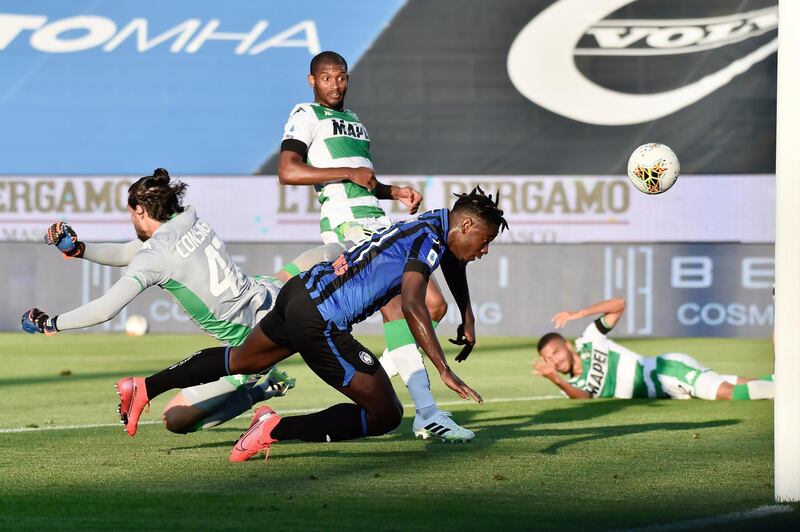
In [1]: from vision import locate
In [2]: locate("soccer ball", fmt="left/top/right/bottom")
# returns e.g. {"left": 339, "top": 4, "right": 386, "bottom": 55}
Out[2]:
{"left": 125, "top": 314, "right": 149, "bottom": 336}
{"left": 626, "top": 143, "right": 680, "bottom": 194}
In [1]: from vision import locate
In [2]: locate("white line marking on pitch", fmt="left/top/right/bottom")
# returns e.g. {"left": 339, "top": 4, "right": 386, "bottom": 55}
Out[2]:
{"left": 619, "top": 504, "right": 794, "bottom": 532}
{"left": 0, "top": 395, "right": 563, "bottom": 434}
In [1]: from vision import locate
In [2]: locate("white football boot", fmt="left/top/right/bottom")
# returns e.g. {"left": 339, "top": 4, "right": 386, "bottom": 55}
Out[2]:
{"left": 413, "top": 411, "right": 474, "bottom": 442}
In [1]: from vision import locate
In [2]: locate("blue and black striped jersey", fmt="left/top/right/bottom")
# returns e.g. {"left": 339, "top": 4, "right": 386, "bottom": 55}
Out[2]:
{"left": 300, "top": 209, "right": 449, "bottom": 330}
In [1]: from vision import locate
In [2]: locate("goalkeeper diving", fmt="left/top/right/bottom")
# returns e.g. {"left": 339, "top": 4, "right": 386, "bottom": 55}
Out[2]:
{"left": 21, "top": 168, "right": 347, "bottom": 434}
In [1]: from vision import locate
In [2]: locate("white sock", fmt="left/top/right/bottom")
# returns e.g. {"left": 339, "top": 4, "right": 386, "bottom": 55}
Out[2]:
{"left": 389, "top": 344, "right": 438, "bottom": 419}
{"left": 748, "top": 380, "right": 775, "bottom": 400}
{"left": 379, "top": 348, "right": 399, "bottom": 378}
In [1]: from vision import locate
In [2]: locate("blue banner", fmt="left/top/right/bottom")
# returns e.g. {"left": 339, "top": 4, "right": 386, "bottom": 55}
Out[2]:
{"left": 0, "top": 0, "right": 403, "bottom": 173}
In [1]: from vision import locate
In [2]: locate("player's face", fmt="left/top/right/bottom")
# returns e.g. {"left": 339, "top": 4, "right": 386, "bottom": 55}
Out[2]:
{"left": 309, "top": 63, "right": 348, "bottom": 109}
{"left": 540, "top": 339, "right": 572, "bottom": 373}
{"left": 128, "top": 206, "right": 150, "bottom": 242}
{"left": 449, "top": 217, "right": 498, "bottom": 262}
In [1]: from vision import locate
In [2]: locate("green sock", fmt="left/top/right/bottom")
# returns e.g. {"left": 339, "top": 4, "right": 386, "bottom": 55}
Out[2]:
{"left": 383, "top": 320, "right": 416, "bottom": 351}
{"left": 280, "top": 262, "right": 301, "bottom": 278}
{"left": 732, "top": 384, "right": 751, "bottom": 400}
{"left": 382, "top": 320, "right": 438, "bottom": 350}
{"left": 757, "top": 374, "right": 774, "bottom": 382}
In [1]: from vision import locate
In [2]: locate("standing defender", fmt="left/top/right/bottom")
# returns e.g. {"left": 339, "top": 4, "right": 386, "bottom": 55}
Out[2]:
{"left": 277, "top": 51, "right": 474, "bottom": 441}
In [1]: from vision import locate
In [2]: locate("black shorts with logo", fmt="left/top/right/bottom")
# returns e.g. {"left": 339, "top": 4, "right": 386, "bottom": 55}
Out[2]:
{"left": 258, "top": 276, "right": 379, "bottom": 388}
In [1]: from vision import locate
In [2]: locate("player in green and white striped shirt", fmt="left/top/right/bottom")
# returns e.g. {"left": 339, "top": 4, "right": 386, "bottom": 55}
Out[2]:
{"left": 277, "top": 51, "right": 476, "bottom": 442}
{"left": 534, "top": 298, "right": 774, "bottom": 401}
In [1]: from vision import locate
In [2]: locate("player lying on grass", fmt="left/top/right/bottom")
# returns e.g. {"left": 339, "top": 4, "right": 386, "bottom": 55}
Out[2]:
{"left": 116, "top": 187, "right": 508, "bottom": 462}
{"left": 277, "top": 50, "right": 474, "bottom": 442}
{"left": 534, "top": 297, "right": 774, "bottom": 400}
{"left": 21, "top": 168, "right": 346, "bottom": 434}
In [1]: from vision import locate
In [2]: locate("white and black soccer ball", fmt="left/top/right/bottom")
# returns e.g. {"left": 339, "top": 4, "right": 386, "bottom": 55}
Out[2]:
{"left": 626, "top": 143, "right": 680, "bottom": 195}
{"left": 125, "top": 314, "right": 149, "bottom": 336}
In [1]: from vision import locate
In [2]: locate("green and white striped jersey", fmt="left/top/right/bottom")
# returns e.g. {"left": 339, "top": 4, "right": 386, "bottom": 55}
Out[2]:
{"left": 568, "top": 319, "right": 651, "bottom": 398}
{"left": 282, "top": 102, "right": 386, "bottom": 235}
{"left": 567, "top": 320, "right": 717, "bottom": 399}
{"left": 122, "top": 206, "right": 281, "bottom": 347}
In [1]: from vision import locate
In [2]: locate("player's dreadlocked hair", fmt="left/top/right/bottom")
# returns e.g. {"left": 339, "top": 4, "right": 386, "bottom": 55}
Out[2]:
{"left": 127, "top": 168, "right": 187, "bottom": 222}
{"left": 310, "top": 51, "right": 348, "bottom": 75}
{"left": 452, "top": 186, "right": 509, "bottom": 232}
{"left": 537, "top": 332, "right": 565, "bottom": 353}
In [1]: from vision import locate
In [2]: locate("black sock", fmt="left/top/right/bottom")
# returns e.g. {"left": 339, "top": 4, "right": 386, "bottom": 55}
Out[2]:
{"left": 272, "top": 403, "right": 365, "bottom": 442}
{"left": 144, "top": 346, "right": 228, "bottom": 400}
{"left": 246, "top": 382, "right": 267, "bottom": 404}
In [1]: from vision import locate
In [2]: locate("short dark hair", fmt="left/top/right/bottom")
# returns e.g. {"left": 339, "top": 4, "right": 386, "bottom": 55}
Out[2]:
{"left": 310, "top": 51, "right": 347, "bottom": 75}
{"left": 451, "top": 186, "right": 509, "bottom": 232}
{"left": 127, "top": 168, "right": 187, "bottom": 222}
{"left": 537, "top": 332, "right": 564, "bottom": 353}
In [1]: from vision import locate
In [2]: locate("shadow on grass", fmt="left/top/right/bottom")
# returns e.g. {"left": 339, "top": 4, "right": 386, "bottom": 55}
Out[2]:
{"left": 167, "top": 424, "right": 423, "bottom": 452}
{"left": 167, "top": 418, "right": 739, "bottom": 461}
{"left": 167, "top": 403, "right": 737, "bottom": 460}
{"left": 531, "top": 399, "right": 665, "bottom": 424}
{"left": 0, "top": 370, "right": 162, "bottom": 387}
{"left": 525, "top": 418, "right": 740, "bottom": 455}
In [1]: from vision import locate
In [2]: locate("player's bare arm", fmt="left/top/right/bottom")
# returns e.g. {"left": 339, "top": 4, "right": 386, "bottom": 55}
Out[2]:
{"left": 401, "top": 269, "right": 483, "bottom": 404}
{"left": 533, "top": 357, "right": 591, "bottom": 399}
{"left": 278, "top": 149, "right": 377, "bottom": 190}
{"left": 551, "top": 297, "right": 626, "bottom": 329}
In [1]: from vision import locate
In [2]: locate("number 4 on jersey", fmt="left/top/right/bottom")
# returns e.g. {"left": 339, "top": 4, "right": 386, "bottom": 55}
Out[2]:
{"left": 205, "top": 236, "right": 236, "bottom": 297}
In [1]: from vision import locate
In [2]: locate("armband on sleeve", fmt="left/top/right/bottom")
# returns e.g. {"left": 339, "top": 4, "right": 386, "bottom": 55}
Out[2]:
{"left": 595, "top": 317, "right": 612, "bottom": 335}
{"left": 281, "top": 139, "right": 308, "bottom": 157}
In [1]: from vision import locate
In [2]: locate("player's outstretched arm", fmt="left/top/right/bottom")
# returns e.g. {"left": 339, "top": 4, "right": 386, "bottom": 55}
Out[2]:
{"left": 278, "top": 149, "right": 376, "bottom": 190}
{"left": 81, "top": 240, "right": 144, "bottom": 267}
{"left": 22, "top": 277, "right": 142, "bottom": 334}
{"left": 44, "top": 222, "right": 143, "bottom": 266}
{"left": 401, "top": 270, "right": 483, "bottom": 404}
{"left": 551, "top": 298, "right": 626, "bottom": 329}
{"left": 440, "top": 250, "right": 476, "bottom": 362}
{"left": 533, "top": 358, "right": 591, "bottom": 399}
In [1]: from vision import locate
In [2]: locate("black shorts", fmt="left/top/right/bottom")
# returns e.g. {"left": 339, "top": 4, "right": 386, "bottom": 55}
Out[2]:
{"left": 258, "top": 276, "right": 379, "bottom": 388}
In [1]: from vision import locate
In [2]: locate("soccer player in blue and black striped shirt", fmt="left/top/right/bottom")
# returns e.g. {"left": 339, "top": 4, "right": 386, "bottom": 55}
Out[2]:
{"left": 117, "top": 187, "right": 508, "bottom": 462}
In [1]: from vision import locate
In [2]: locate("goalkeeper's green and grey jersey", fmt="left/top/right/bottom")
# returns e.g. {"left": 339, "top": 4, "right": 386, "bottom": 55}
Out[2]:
{"left": 568, "top": 319, "right": 653, "bottom": 398}
{"left": 122, "top": 206, "right": 280, "bottom": 346}
{"left": 281, "top": 102, "right": 385, "bottom": 233}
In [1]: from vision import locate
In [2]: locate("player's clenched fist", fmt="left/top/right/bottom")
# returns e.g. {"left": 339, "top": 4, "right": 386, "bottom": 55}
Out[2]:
{"left": 21, "top": 308, "right": 58, "bottom": 335}
{"left": 45, "top": 221, "right": 85, "bottom": 258}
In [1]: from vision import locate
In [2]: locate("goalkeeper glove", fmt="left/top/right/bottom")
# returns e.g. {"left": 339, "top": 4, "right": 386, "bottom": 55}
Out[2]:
{"left": 21, "top": 308, "right": 59, "bottom": 335}
{"left": 45, "top": 221, "right": 85, "bottom": 258}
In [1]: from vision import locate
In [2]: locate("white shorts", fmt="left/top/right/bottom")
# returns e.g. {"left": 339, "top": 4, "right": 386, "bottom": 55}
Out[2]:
{"left": 649, "top": 353, "right": 736, "bottom": 400}
{"left": 321, "top": 216, "right": 393, "bottom": 246}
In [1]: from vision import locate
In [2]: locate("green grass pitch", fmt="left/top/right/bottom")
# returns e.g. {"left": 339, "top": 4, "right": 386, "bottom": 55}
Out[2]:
{"left": 0, "top": 333, "right": 797, "bottom": 530}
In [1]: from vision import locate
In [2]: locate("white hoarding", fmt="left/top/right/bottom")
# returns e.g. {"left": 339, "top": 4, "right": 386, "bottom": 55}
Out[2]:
{"left": 0, "top": 175, "right": 774, "bottom": 243}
